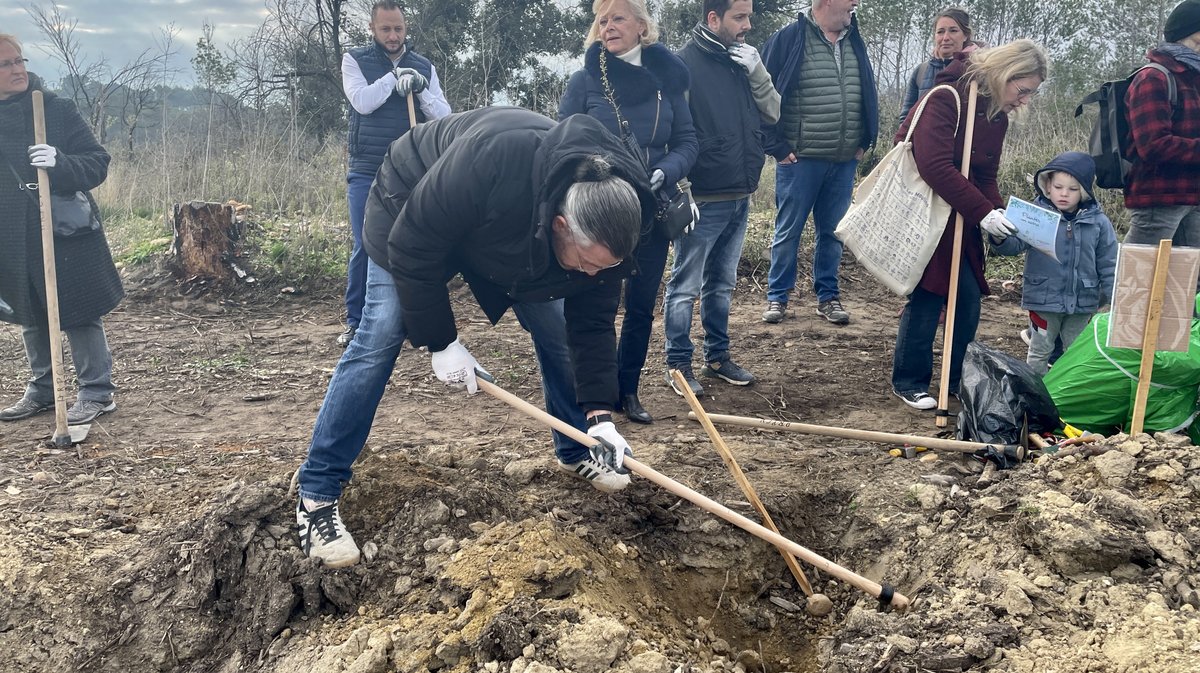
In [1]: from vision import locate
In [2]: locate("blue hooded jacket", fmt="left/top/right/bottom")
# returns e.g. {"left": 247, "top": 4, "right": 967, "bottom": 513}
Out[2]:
{"left": 991, "top": 151, "right": 1118, "bottom": 314}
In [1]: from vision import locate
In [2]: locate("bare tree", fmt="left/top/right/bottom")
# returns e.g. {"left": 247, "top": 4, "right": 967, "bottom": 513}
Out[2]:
{"left": 26, "top": 1, "right": 173, "bottom": 143}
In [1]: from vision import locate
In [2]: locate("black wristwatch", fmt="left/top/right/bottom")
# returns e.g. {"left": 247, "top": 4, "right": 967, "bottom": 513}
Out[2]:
{"left": 587, "top": 413, "right": 613, "bottom": 427}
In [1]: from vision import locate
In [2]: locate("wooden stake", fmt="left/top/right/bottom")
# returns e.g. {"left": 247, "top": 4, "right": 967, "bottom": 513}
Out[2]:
{"left": 32, "top": 91, "right": 71, "bottom": 447}
{"left": 406, "top": 91, "right": 417, "bottom": 128}
{"left": 692, "top": 411, "right": 1023, "bottom": 459}
{"left": 936, "top": 80, "right": 979, "bottom": 429}
{"left": 475, "top": 376, "right": 911, "bottom": 612}
{"left": 1130, "top": 239, "right": 1172, "bottom": 435}
{"left": 671, "top": 371, "right": 832, "bottom": 615}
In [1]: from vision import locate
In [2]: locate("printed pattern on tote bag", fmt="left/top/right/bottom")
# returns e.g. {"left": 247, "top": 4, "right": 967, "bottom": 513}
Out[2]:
{"left": 835, "top": 84, "right": 961, "bottom": 296}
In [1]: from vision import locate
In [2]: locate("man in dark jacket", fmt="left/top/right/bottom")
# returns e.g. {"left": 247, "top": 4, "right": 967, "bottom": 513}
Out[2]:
{"left": 337, "top": 0, "right": 451, "bottom": 347}
{"left": 1124, "top": 0, "right": 1200, "bottom": 261}
{"left": 0, "top": 36, "right": 122, "bottom": 426}
{"left": 294, "top": 107, "right": 656, "bottom": 568}
{"left": 664, "top": 0, "right": 780, "bottom": 395}
{"left": 759, "top": 0, "right": 878, "bottom": 326}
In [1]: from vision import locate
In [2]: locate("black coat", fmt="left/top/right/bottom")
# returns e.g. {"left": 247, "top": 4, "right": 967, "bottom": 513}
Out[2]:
{"left": 0, "top": 74, "right": 121, "bottom": 329}
{"left": 558, "top": 42, "right": 697, "bottom": 188}
{"left": 361, "top": 107, "right": 656, "bottom": 410}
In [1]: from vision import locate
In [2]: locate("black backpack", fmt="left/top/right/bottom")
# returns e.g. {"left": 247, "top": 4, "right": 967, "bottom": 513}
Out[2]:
{"left": 1074, "top": 63, "right": 1177, "bottom": 190}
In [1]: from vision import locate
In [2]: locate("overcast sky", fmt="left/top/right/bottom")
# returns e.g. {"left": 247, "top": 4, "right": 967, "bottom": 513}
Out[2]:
{"left": 4, "top": 1, "right": 270, "bottom": 87}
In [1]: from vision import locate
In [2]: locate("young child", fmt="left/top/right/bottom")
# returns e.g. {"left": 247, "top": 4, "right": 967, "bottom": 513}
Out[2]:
{"left": 990, "top": 151, "right": 1118, "bottom": 375}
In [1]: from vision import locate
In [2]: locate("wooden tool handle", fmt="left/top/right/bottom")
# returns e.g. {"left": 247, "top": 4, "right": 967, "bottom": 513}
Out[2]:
{"left": 475, "top": 377, "right": 911, "bottom": 612}
{"left": 1130, "top": 240, "right": 1171, "bottom": 435}
{"left": 936, "top": 80, "right": 980, "bottom": 429}
{"left": 32, "top": 91, "right": 71, "bottom": 446}
{"left": 671, "top": 371, "right": 816, "bottom": 597}
{"left": 693, "top": 411, "right": 1021, "bottom": 459}
{"left": 406, "top": 92, "right": 417, "bottom": 128}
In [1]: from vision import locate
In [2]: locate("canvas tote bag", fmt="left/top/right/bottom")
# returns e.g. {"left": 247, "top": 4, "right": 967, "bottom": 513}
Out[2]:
{"left": 835, "top": 84, "right": 962, "bottom": 295}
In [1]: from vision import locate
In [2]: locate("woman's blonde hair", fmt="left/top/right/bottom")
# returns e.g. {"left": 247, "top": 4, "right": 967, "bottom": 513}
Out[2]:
{"left": 584, "top": 0, "right": 658, "bottom": 50}
{"left": 964, "top": 39, "right": 1049, "bottom": 119}
{"left": 0, "top": 34, "right": 23, "bottom": 54}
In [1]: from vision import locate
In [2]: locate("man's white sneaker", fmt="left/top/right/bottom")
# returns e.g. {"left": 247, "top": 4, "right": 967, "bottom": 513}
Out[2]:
{"left": 296, "top": 500, "right": 361, "bottom": 568}
{"left": 894, "top": 389, "right": 937, "bottom": 411}
{"left": 557, "top": 447, "right": 631, "bottom": 493}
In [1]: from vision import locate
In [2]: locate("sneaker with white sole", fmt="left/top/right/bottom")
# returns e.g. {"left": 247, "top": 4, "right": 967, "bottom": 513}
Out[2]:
{"left": 700, "top": 358, "right": 755, "bottom": 385}
{"left": 762, "top": 300, "right": 788, "bottom": 323}
{"left": 557, "top": 443, "right": 631, "bottom": 493}
{"left": 817, "top": 299, "right": 850, "bottom": 325}
{"left": 67, "top": 399, "right": 116, "bottom": 425}
{"left": 0, "top": 396, "right": 53, "bottom": 422}
{"left": 894, "top": 390, "right": 936, "bottom": 410}
{"left": 296, "top": 500, "right": 361, "bottom": 568}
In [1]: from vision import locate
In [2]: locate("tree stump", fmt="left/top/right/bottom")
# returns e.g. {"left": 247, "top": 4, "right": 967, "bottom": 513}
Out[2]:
{"left": 171, "top": 201, "right": 243, "bottom": 282}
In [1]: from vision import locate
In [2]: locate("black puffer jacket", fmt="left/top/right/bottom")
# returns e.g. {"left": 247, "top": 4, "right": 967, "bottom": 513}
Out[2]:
{"left": 362, "top": 107, "right": 655, "bottom": 410}
{"left": 0, "top": 73, "right": 121, "bottom": 328}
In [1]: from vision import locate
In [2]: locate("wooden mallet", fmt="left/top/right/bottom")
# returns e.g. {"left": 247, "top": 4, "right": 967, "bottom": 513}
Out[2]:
{"left": 671, "top": 370, "right": 833, "bottom": 616}
{"left": 473, "top": 373, "right": 911, "bottom": 612}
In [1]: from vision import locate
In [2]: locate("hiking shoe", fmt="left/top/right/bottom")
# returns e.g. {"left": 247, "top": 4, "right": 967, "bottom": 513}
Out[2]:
{"left": 894, "top": 390, "right": 936, "bottom": 411}
{"left": 762, "top": 301, "right": 788, "bottom": 323}
{"left": 66, "top": 399, "right": 116, "bottom": 424}
{"left": 336, "top": 325, "right": 356, "bottom": 347}
{"left": 296, "top": 500, "right": 361, "bottom": 568}
{"left": 0, "top": 397, "right": 53, "bottom": 422}
{"left": 666, "top": 365, "right": 704, "bottom": 397}
{"left": 817, "top": 299, "right": 850, "bottom": 325}
{"left": 557, "top": 446, "right": 631, "bottom": 494}
{"left": 700, "top": 358, "right": 756, "bottom": 386}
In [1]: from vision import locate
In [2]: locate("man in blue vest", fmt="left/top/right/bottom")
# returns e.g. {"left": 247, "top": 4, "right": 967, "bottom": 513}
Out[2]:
{"left": 759, "top": 0, "right": 878, "bottom": 327}
{"left": 664, "top": 0, "right": 780, "bottom": 396}
{"left": 338, "top": 0, "right": 451, "bottom": 346}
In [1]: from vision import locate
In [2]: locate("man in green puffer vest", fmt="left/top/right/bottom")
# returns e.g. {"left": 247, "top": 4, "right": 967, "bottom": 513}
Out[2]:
{"left": 759, "top": 0, "right": 879, "bottom": 326}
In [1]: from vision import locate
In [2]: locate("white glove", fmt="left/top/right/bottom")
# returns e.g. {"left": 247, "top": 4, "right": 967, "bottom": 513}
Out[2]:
{"left": 649, "top": 169, "right": 665, "bottom": 192}
{"left": 728, "top": 43, "right": 763, "bottom": 74}
{"left": 980, "top": 209, "right": 1017, "bottom": 239}
{"left": 28, "top": 144, "right": 57, "bottom": 169}
{"left": 431, "top": 338, "right": 487, "bottom": 394}
{"left": 587, "top": 420, "right": 632, "bottom": 471}
{"left": 394, "top": 67, "right": 428, "bottom": 96}
{"left": 687, "top": 202, "right": 700, "bottom": 234}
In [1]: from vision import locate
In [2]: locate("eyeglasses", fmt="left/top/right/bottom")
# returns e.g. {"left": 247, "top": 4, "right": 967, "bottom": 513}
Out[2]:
{"left": 1014, "top": 84, "right": 1040, "bottom": 99}
{"left": 0, "top": 58, "right": 29, "bottom": 70}
{"left": 569, "top": 232, "right": 622, "bottom": 274}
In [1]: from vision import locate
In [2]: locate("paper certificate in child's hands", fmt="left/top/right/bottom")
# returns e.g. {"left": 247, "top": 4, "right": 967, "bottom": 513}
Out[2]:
{"left": 1005, "top": 196, "right": 1060, "bottom": 261}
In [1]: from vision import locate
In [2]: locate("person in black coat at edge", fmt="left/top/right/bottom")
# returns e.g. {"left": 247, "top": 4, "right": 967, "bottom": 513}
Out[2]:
{"left": 292, "top": 107, "right": 658, "bottom": 568}
{"left": 0, "top": 34, "right": 122, "bottom": 426}
{"left": 559, "top": 0, "right": 699, "bottom": 425}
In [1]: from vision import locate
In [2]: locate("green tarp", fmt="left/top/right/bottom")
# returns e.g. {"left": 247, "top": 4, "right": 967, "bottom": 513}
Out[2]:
{"left": 1044, "top": 299, "right": 1200, "bottom": 441}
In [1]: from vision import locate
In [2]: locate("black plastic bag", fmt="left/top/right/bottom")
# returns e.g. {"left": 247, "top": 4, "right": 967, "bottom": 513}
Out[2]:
{"left": 956, "top": 342, "right": 1059, "bottom": 446}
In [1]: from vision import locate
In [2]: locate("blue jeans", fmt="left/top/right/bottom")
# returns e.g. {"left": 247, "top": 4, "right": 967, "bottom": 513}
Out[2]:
{"left": 891, "top": 272, "right": 981, "bottom": 395}
{"left": 298, "top": 260, "right": 589, "bottom": 502}
{"left": 21, "top": 318, "right": 114, "bottom": 403}
{"left": 768, "top": 158, "right": 857, "bottom": 304}
{"left": 343, "top": 171, "right": 374, "bottom": 329}
{"left": 617, "top": 229, "right": 669, "bottom": 397}
{"left": 664, "top": 198, "right": 750, "bottom": 366}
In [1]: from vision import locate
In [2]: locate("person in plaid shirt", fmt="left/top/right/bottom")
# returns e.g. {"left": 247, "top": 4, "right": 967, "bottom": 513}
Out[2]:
{"left": 1124, "top": 0, "right": 1200, "bottom": 252}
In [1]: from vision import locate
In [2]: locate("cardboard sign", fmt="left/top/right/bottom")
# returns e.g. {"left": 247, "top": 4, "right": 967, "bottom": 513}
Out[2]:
{"left": 1107, "top": 244, "right": 1200, "bottom": 352}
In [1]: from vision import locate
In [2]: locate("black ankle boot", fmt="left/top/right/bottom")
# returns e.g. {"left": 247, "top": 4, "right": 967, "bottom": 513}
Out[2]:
{"left": 621, "top": 393, "right": 653, "bottom": 424}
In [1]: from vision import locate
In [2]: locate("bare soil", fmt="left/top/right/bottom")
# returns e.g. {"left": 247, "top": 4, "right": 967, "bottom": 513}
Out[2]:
{"left": 1, "top": 246, "right": 1198, "bottom": 673}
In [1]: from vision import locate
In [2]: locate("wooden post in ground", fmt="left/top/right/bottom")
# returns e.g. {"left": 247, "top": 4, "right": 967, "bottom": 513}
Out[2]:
{"left": 1129, "top": 239, "right": 1172, "bottom": 435}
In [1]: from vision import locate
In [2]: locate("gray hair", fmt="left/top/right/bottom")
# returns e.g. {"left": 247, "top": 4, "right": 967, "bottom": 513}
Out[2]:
{"left": 561, "top": 155, "right": 641, "bottom": 259}
{"left": 0, "top": 34, "right": 22, "bottom": 53}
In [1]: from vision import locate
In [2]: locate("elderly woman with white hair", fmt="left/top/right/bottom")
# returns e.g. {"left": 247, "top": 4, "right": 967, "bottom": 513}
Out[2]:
{"left": 559, "top": 0, "right": 698, "bottom": 425}
{"left": 0, "top": 33, "right": 122, "bottom": 425}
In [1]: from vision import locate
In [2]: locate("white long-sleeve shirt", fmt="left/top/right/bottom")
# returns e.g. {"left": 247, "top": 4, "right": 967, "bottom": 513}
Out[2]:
{"left": 340, "top": 49, "right": 451, "bottom": 120}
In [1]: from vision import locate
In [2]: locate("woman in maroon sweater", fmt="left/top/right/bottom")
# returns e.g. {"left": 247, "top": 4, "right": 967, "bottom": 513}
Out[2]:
{"left": 891, "top": 39, "right": 1049, "bottom": 411}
